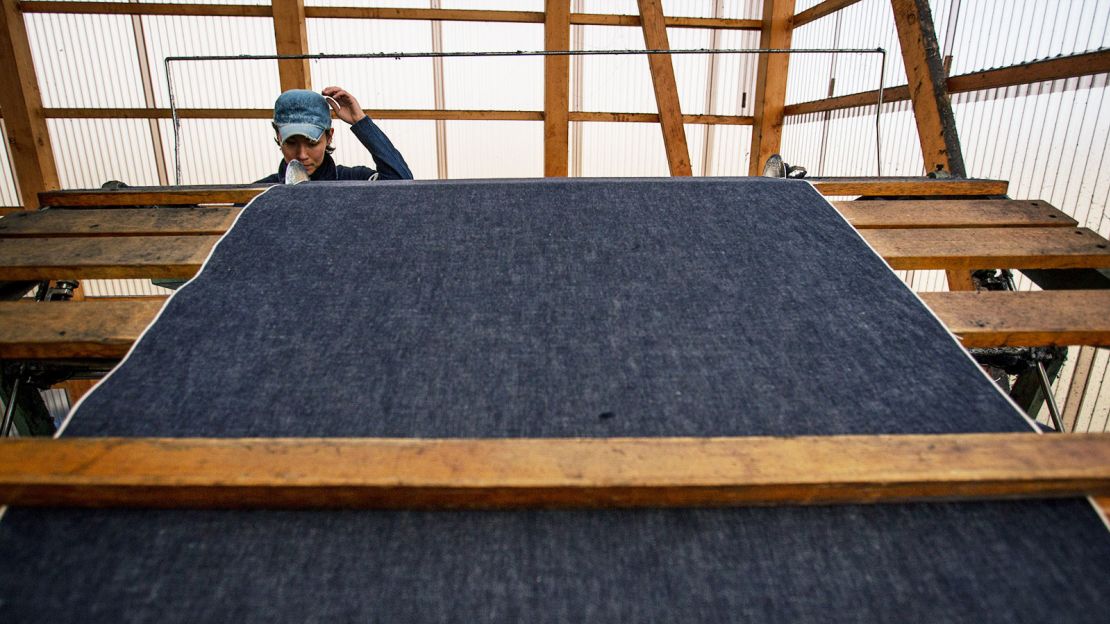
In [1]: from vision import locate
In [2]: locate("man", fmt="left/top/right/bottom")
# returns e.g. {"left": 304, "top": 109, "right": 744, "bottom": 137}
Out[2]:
{"left": 257, "top": 86, "right": 413, "bottom": 183}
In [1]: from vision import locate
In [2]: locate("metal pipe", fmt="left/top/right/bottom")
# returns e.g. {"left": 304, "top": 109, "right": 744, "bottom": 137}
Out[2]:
{"left": 164, "top": 47, "right": 886, "bottom": 185}
{"left": 1036, "top": 361, "right": 1066, "bottom": 433}
{"left": 876, "top": 49, "right": 886, "bottom": 176}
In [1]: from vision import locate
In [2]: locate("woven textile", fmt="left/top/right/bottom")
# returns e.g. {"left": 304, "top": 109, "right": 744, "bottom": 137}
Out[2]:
{"left": 2, "top": 179, "right": 1107, "bottom": 622}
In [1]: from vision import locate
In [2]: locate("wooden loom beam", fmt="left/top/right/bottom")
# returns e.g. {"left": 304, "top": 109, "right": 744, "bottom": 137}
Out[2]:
{"left": 1, "top": 434, "right": 1108, "bottom": 509}
{"left": 4, "top": 290, "right": 1110, "bottom": 360}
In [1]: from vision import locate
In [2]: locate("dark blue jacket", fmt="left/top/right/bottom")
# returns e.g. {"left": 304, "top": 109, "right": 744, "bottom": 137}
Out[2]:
{"left": 256, "top": 117, "right": 413, "bottom": 183}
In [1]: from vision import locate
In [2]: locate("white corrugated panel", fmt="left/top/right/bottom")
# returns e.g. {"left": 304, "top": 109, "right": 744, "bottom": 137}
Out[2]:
{"left": 0, "top": 121, "right": 20, "bottom": 207}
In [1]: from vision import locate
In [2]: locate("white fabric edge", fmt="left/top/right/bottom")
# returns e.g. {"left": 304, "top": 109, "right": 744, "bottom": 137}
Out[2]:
{"left": 55, "top": 188, "right": 273, "bottom": 437}
{"left": 0, "top": 187, "right": 273, "bottom": 525}
{"left": 804, "top": 179, "right": 1109, "bottom": 533}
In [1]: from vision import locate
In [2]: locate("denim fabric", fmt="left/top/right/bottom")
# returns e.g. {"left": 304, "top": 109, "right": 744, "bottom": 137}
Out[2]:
{"left": 2, "top": 179, "right": 1107, "bottom": 622}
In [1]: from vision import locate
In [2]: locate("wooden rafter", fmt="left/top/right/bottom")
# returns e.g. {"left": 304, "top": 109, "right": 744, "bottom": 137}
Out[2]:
{"left": 748, "top": 0, "right": 795, "bottom": 176}
{"left": 890, "top": 0, "right": 965, "bottom": 176}
{"left": 271, "top": 0, "right": 311, "bottom": 91}
{"left": 544, "top": 0, "right": 570, "bottom": 177}
{"left": 785, "top": 49, "right": 1110, "bottom": 117}
{"left": 2, "top": 434, "right": 1108, "bottom": 509}
{"left": 637, "top": 0, "right": 691, "bottom": 176}
{"left": 0, "top": 0, "right": 59, "bottom": 209}
{"left": 793, "top": 0, "right": 863, "bottom": 28}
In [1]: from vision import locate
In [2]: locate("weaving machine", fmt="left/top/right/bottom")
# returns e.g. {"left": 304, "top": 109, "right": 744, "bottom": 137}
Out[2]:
{"left": 0, "top": 176, "right": 1109, "bottom": 621}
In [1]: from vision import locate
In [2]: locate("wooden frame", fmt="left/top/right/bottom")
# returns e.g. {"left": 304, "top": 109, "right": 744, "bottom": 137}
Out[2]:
{"left": 637, "top": 0, "right": 692, "bottom": 176}
{"left": 543, "top": 0, "right": 570, "bottom": 177}
{"left": 271, "top": 0, "right": 311, "bottom": 92}
{"left": 748, "top": 0, "right": 795, "bottom": 176}
{"left": 2, "top": 434, "right": 1108, "bottom": 509}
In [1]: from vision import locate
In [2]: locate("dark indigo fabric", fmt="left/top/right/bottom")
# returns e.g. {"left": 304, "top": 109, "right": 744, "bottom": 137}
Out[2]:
{"left": 2, "top": 179, "right": 1107, "bottom": 622}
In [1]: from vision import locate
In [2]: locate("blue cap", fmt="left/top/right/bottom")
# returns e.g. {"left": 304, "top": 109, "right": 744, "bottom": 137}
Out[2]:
{"left": 272, "top": 89, "right": 331, "bottom": 142}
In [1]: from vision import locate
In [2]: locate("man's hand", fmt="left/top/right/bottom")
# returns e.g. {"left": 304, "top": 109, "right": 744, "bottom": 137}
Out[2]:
{"left": 322, "top": 86, "right": 367, "bottom": 126}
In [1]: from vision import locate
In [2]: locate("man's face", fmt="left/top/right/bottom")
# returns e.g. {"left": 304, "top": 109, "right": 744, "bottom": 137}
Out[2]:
{"left": 279, "top": 129, "right": 333, "bottom": 175}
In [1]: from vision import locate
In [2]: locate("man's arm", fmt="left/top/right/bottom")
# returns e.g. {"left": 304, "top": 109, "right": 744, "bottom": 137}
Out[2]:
{"left": 348, "top": 117, "right": 413, "bottom": 180}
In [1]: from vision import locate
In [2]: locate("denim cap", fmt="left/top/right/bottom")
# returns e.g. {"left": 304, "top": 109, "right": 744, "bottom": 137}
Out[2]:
{"left": 272, "top": 89, "right": 331, "bottom": 142}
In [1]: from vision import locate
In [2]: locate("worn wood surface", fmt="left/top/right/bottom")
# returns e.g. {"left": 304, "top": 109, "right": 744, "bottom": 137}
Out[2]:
{"left": 1, "top": 434, "right": 1107, "bottom": 509}
{"left": 748, "top": 0, "right": 795, "bottom": 176}
{"left": 890, "top": 0, "right": 965, "bottom": 176}
{"left": 1, "top": 0, "right": 59, "bottom": 209}
{"left": 0, "top": 235, "right": 217, "bottom": 280}
{"left": 638, "top": 0, "right": 692, "bottom": 176}
{"left": 36, "top": 179, "right": 1010, "bottom": 209}
{"left": 861, "top": 227, "right": 1110, "bottom": 270}
{"left": 6, "top": 228, "right": 1107, "bottom": 280}
{"left": 4, "top": 200, "right": 1072, "bottom": 238}
{"left": 543, "top": 0, "right": 570, "bottom": 177}
{"left": 833, "top": 199, "right": 1076, "bottom": 229}
{"left": 0, "top": 299, "right": 165, "bottom": 359}
{"left": 918, "top": 291, "right": 1110, "bottom": 349}
{"left": 4, "top": 290, "right": 1108, "bottom": 360}
{"left": 0, "top": 207, "right": 239, "bottom": 237}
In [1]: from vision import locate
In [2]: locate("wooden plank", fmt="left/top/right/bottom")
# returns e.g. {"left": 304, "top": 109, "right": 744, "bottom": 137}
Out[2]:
{"left": 271, "top": 0, "right": 311, "bottom": 92}
{"left": 5, "top": 289, "right": 1109, "bottom": 361}
{"left": 0, "top": 299, "right": 165, "bottom": 359}
{"left": 34, "top": 179, "right": 1008, "bottom": 209}
{"left": 637, "top": 0, "right": 692, "bottom": 177}
{"left": 18, "top": 1, "right": 272, "bottom": 18}
{"left": 748, "top": 0, "right": 796, "bottom": 176}
{"left": 861, "top": 227, "right": 1110, "bottom": 271}
{"left": 945, "top": 269, "right": 975, "bottom": 291}
{"left": 39, "top": 185, "right": 270, "bottom": 207}
{"left": 918, "top": 291, "right": 1110, "bottom": 349}
{"left": 808, "top": 177, "right": 1007, "bottom": 196}
{"left": 0, "top": 207, "right": 239, "bottom": 237}
{"left": 793, "top": 0, "right": 864, "bottom": 28}
{"left": 544, "top": 0, "right": 570, "bottom": 177}
{"left": 890, "top": 0, "right": 965, "bottom": 176}
{"left": 1, "top": 0, "right": 59, "bottom": 209}
{"left": 1062, "top": 346, "right": 1098, "bottom": 432}
{"left": 0, "top": 235, "right": 217, "bottom": 280}
{"left": 1, "top": 434, "right": 1108, "bottom": 509}
{"left": 833, "top": 199, "right": 1076, "bottom": 229}
{"left": 8, "top": 199, "right": 1068, "bottom": 239}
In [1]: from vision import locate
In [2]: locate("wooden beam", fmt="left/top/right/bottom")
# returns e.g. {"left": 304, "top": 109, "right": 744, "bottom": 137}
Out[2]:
{"left": 39, "top": 185, "right": 270, "bottom": 207}
{"left": 748, "top": 0, "right": 795, "bottom": 176}
{"left": 7, "top": 199, "right": 1067, "bottom": 239}
{"left": 544, "top": 0, "right": 570, "bottom": 177}
{"left": 0, "top": 235, "right": 218, "bottom": 280}
{"left": 889, "top": 0, "right": 965, "bottom": 176}
{"left": 33, "top": 178, "right": 1007, "bottom": 208}
{"left": 918, "top": 291, "right": 1110, "bottom": 348}
{"left": 1, "top": 434, "right": 1108, "bottom": 509}
{"left": 5, "top": 290, "right": 1108, "bottom": 360}
{"left": 833, "top": 199, "right": 1076, "bottom": 229}
{"left": 861, "top": 227, "right": 1110, "bottom": 271}
{"left": 785, "top": 50, "right": 1110, "bottom": 117}
{"left": 0, "top": 0, "right": 59, "bottom": 209}
{"left": 637, "top": 0, "right": 692, "bottom": 176}
{"left": 271, "top": 0, "right": 311, "bottom": 92}
{"left": 17, "top": 2, "right": 762, "bottom": 29}
{"left": 793, "top": 0, "right": 863, "bottom": 28}
{"left": 0, "top": 207, "right": 240, "bottom": 237}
